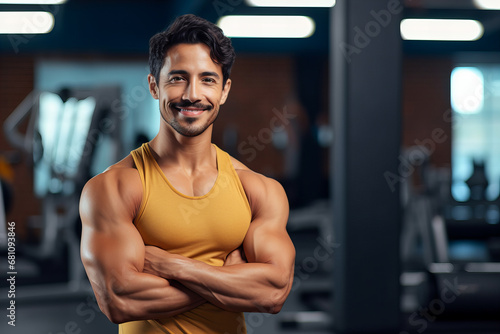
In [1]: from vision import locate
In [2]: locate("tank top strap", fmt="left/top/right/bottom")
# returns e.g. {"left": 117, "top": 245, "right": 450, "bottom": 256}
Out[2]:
{"left": 213, "top": 144, "right": 251, "bottom": 215}
{"left": 130, "top": 143, "right": 153, "bottom": 224}
{"left": 213, "top": 144, "right": 230, "bottom": 172}
{"left": 130, "top": 143, "right": 146, "bottom": 182}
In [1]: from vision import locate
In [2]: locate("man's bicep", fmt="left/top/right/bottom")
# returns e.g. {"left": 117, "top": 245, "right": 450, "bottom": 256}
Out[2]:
{"left": 79, "top": 174, "right": 209, "bottom": 322}
{"left": 243, "top": 223, "right": 295, "bottom": 269}
{"left": 242, "top": 176, "right": 295, "bottom": 268}
{"left": 80, "top": 175, "right": 145, "bottom": 282}
{"left": 80, "top": 219, "right": 145, "bottom": 280}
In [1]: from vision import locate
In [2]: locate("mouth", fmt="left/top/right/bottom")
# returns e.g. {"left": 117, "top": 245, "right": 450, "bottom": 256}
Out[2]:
{"left": 172, "top": 104, "right": 210, "bottom": 117}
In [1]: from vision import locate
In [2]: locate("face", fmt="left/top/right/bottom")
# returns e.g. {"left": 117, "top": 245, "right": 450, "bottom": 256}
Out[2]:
{"left": 148, "top": 43, "right": 231, "bottom": 137}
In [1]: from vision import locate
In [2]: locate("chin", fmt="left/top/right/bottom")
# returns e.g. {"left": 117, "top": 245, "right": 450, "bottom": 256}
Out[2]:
{"left": 171, "top": 121, "right": 211, "bottom": 137}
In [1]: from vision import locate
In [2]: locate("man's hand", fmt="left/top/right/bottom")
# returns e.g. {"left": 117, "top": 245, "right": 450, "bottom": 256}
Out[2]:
{"left": 144, "top": 245, "right": 248, "bottom": 276}
{"left": 224, "top": 247, "right": 247, "bottom": 266}
{"left": 144, "top": 245, "right": 185, "bottom": 279}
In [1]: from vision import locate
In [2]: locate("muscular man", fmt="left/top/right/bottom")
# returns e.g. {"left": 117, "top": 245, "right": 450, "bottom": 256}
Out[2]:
{"left": 79, "top": 14, "right": 295, "bottom": 334}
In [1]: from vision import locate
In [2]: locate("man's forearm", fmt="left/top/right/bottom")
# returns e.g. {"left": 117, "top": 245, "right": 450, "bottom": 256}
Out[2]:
{"left": 180, "top": 262, "right": 288, "bottom": 313}
{"left": 145, "top": 253, "right": 290, "bottom": 313}
{"left": 90, "top": 267, "right": 206, "bottom": 323}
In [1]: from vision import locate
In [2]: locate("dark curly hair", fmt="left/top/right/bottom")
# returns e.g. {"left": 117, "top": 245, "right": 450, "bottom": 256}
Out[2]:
{"left": 149, "top": 14, "right": 236, "bottom": 87}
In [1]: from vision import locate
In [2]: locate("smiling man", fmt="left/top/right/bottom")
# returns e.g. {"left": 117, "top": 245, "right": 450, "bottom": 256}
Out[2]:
{"left": 79, "top": 14, "right": 295, "bottom": 334}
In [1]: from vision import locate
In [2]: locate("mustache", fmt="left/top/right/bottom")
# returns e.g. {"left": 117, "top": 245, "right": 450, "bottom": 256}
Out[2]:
{"left": 171, "top": 101, "right": 213, "bottom": 111}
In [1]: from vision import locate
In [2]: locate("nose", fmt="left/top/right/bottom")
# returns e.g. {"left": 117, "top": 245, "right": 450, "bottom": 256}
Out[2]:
{"left": 182, "top": 81, "right": 202, "bottom": 103}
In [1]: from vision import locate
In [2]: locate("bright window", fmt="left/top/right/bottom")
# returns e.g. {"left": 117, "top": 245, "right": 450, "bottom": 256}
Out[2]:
{"left": 451, "top": 66, "right": 500, "bottom": 201}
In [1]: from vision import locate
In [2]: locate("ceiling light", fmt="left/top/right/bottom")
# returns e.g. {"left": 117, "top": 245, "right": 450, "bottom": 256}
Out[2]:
{"left": 400, "top": 19, "right": 484, "bottom": 41}
{"left": 217, "top": 15, "right": 315, "bottom": 38}
{"left": 0, "top": 11, "right": 54, "bottom": 34}
{"left": 473, "top": 0, "right": 500, "bottom": 9}
{"left": 0, "top": 0, "right": 66, "bottom": 3}
{"left": 246, "top": 0, "right": 335, "bottom": 7}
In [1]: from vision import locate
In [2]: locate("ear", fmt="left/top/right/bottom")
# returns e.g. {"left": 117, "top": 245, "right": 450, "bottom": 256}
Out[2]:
{"left": 219, "top": 78, "right": 232, "bottom": 105}
{"left": 148, "top": 74, "right": 159, "bottom": 99}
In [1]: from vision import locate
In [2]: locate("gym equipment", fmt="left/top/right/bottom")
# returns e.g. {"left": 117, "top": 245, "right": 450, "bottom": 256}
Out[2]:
{"left": 1, "top": 86, "right": 122, "bottom": 301}
{"left": 278, "top": 199, "right": 334, "bottom": 331}
{"left": 400, "top": 147, "right": 500, "bottom": 318}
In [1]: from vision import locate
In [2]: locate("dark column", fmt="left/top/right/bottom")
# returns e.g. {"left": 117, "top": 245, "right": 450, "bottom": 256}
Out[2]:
{"left": 330, "top": 0, "right": 402, "bottom": 333}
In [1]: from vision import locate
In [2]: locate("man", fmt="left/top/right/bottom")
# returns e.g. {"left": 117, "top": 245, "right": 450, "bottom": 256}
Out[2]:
{"left": 80, "top": 14, "right": 295, "bottom": 334}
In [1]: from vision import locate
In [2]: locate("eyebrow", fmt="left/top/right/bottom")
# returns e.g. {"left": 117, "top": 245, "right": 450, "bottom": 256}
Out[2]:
{"left": 200, "top": 71, "right": 220, "bottom": 79}
{"left": 167, "top": 70, "right": 220, "bottom": 79}
{"left": 167, "top": 70, "right": 188, "bottom": 76}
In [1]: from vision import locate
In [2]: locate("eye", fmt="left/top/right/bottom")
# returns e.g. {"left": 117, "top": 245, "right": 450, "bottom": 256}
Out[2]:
{"left": 170, "top": 76, "right": 185, "bottom": 82}
{"left": 202, "top": 77, "right": 216, "bottom": 83}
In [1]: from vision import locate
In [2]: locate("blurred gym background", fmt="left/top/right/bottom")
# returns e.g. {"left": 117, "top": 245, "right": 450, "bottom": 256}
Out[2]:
{"left": 0, "top": 0, "right": 499, "bottom": 333}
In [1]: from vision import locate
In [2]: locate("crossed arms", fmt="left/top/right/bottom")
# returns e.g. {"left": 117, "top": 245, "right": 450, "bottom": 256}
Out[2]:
{"left": 79, "top": 165, "right": 295, "bottom": 324}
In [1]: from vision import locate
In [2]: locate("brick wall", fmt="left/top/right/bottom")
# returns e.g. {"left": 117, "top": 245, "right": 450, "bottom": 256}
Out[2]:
{"left": 0, "top": 55, "right": 39, "bottom": 239}
{"left": 212, "top": 55, "right": 297, "bottom": 179}
{"left": 402, "top": 57, "right": 453, "bottom": 167}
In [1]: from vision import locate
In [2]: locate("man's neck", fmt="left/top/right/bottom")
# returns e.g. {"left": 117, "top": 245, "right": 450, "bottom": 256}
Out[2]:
{"left": 149, "top": 124, "right": 215, "bottom": 173}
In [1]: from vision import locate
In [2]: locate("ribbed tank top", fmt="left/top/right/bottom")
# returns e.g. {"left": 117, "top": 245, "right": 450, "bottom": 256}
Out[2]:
{"left": 119, "top": 143, "right": 251, "bottom": 334}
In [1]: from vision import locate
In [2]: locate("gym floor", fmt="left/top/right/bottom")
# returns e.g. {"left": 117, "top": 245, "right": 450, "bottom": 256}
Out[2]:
{"left": 1, "top": 286, "right": 499, "bottom": 334}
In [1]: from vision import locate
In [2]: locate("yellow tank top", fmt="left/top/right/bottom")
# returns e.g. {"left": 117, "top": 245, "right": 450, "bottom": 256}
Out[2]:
{"left": 120, "top": 143, "right": 251, "bottom": 334}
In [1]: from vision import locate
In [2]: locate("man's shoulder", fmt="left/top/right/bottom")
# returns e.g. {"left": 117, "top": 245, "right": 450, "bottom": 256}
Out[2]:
{"left": 81, "top": 154, "right": 142, "bottom": 208}
{"left": 86, "top": 154, "right": 137, "bottom": 185}
{"left": 228, "top": 155, "right": 281, "bottom": 186}
{"left": 228, "top": 155, "right": 286, "bottom": 210}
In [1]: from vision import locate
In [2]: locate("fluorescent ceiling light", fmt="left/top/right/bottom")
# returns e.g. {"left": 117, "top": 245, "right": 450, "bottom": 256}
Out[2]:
{"left": 0, "top": 0, "right": 66, "bottom": 3}
{"left": 400, "top": 19, "right": 484, "bottom": 41}
{"left": 0, "top": 11, "right": 54, "bottom": 34}
{"left": 246, "top": 0, "right": 335, "bottom": 7}
{"left": 473, "top": 0, "right": 500, "bottom": 9}
{"left": 217, "top": 15, "right": 315, "bottom": 38}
